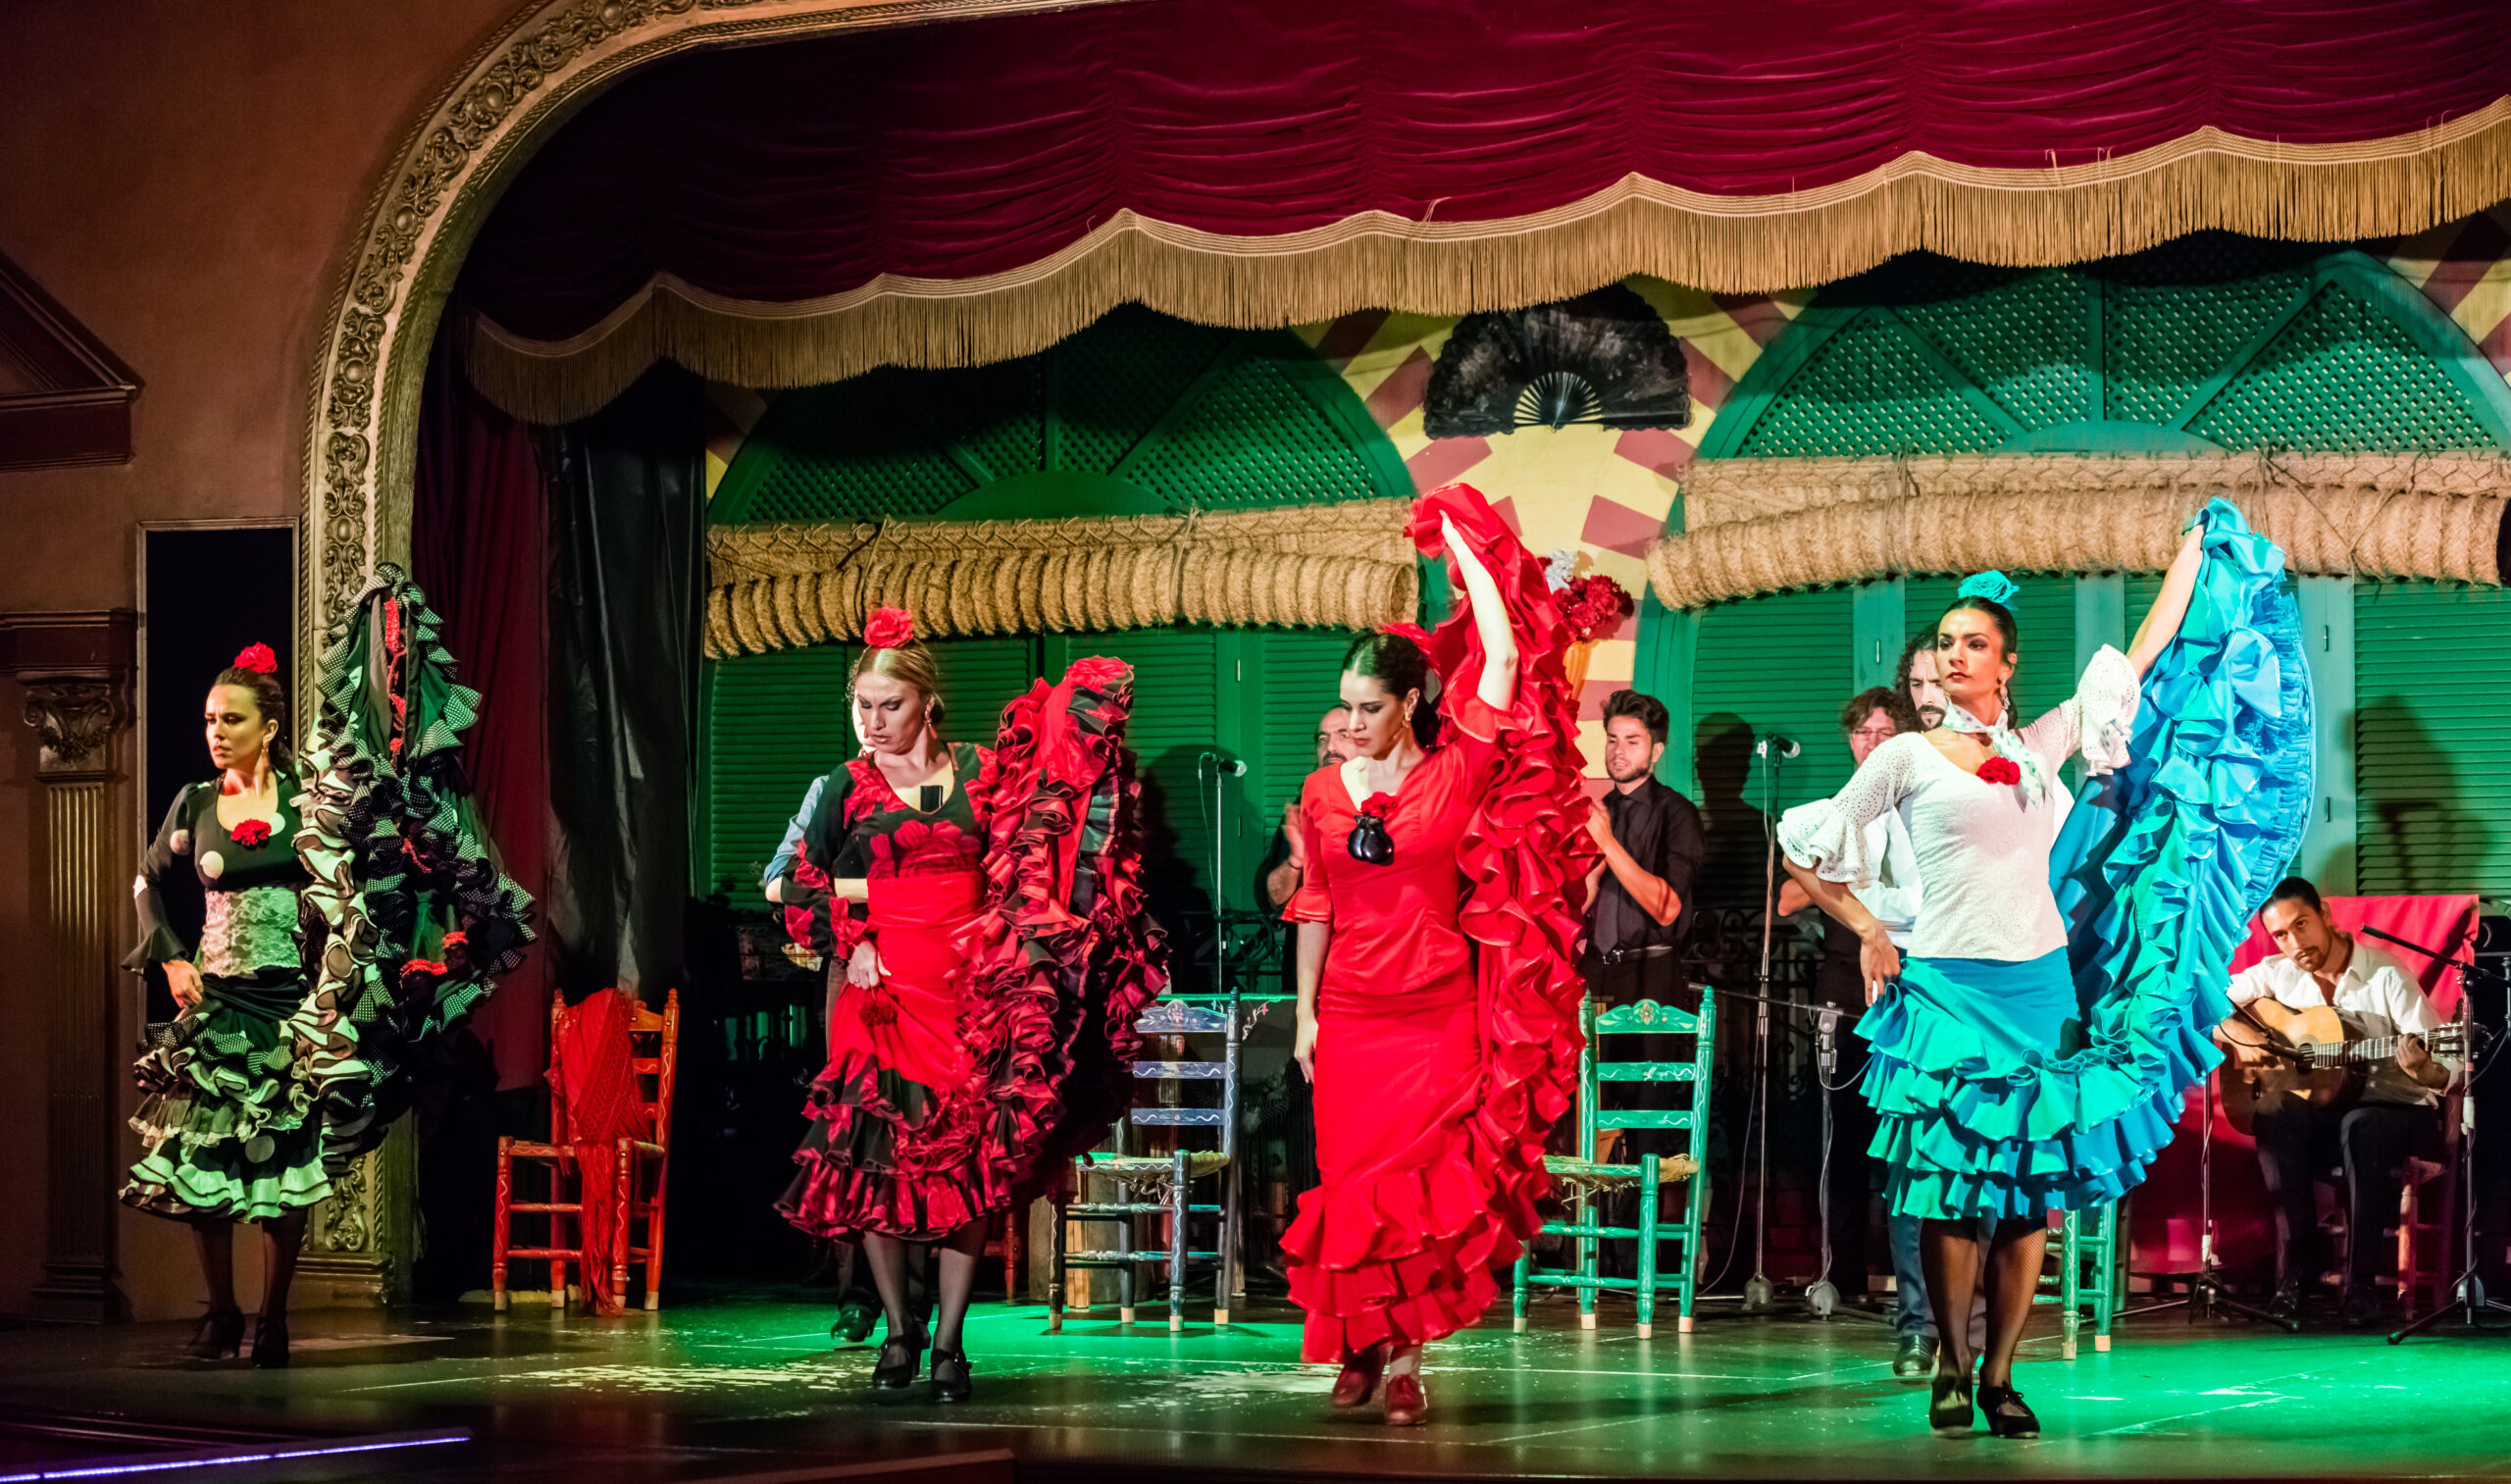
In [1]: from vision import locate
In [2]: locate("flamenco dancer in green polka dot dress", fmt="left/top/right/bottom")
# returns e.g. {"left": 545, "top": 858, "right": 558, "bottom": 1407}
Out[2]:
{"left": 125, "top": 643, "right": 328, "bottom": 1368}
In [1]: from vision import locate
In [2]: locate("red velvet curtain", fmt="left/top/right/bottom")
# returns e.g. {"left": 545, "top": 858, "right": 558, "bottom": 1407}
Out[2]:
{"left": 460, "top": 0, "right": 2511, "bottom": 339}
{"left": 413, "top": 326, "right": 553, "bottom": 1091}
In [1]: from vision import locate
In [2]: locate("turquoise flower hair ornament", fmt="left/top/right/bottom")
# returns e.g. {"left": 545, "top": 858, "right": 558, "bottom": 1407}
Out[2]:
{"left": 1957, "top": 570, "right": 2019, "bottom": 605}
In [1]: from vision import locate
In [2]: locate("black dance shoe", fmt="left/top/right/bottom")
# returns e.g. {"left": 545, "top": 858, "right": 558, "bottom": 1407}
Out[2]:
{"left": 1928, "top": 1360, "right": 1974, "bottom": 1433}
{"left": 250, "top": 1314, "right": 289, "bottom": 1369}
{"left": 1893, "top": 1333, "right": 1938, "bottom": 1379}
{"left": 1978, "top": 1383, "right": 2039, "bottom": 1439}
{"left": 2267, "top": 1276, "right": 2305, "bottom": 1323}
{"left": 186, "top": 1308, "right": 244, "bottom": 1360}
{"left": 871, "top": 1331, "right": 926, "bottom": 1392}
{"left": 929, "top": 1346, "right": 973, "bottom": 1404}
{"left": 832, "top": 1299, "right": 879, "bottom": 1347}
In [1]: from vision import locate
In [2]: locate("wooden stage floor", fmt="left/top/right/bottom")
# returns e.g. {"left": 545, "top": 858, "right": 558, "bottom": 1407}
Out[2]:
{"left": 4, "top": 1287, "right": 2509, "bottom": 1482}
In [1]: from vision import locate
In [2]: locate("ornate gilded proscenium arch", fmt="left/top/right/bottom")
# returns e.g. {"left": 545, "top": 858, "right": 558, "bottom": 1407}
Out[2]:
{"left": 299, "top": 0, "right": 1137, "bottom": 637}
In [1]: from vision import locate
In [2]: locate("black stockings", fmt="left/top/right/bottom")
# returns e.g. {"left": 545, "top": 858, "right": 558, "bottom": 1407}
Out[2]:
{"left": 192, "top": 1220, "right": 237, "bottom": 1313}
{"left": 259, "top": 1208, "right": 308, "bottom": 1319}
{"left": 191, "top": 1209, "right": 309, "bottom": 1320}
{"left": 862, "top": 1219, "right": 989, "bottom": 1353}
{"left": 1920, "top": 1216, "right": 2044, "bottom": 1387}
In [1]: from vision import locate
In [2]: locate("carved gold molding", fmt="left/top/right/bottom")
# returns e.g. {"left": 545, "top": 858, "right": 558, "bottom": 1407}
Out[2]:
{"left": 300, "top": 0, "right": 1148, "bottom": 636}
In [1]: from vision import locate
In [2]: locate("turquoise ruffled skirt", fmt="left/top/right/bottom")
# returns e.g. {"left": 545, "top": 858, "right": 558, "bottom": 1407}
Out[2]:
{"left": 1861, "top": 497, "right": 2312, "bottom": 1221}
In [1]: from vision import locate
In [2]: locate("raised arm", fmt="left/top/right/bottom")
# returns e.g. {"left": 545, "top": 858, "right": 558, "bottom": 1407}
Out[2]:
{"left": 2126, "top": 522, "right": 2207, "bottom": 679}
{"left": 1441, "top": 514, "right": 1518, "bottom": 713}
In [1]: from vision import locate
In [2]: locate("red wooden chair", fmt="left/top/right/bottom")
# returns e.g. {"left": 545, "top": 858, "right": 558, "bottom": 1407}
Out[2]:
{"left": 493, "top": 990, "right": 680, "bottom": 1310}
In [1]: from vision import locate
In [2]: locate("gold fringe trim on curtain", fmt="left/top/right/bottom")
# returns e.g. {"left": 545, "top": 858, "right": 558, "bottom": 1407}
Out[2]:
{"left": 708, "top": 499, "right": 1416, "bottom": 657}
{"left": 466, "top": 100, "right": 2511, "bottom": 424}
{"left": 1648, "top": 452, "right": 2510, "bottom": 609}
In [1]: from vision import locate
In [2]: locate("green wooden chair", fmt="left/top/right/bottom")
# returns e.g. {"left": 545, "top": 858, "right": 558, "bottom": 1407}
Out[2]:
{"left": 1512, "top": 991, "right": 1716, "bottom": 1338}
{"left": 2035, "top": 1202, "right": 2122, "bottom": 1356}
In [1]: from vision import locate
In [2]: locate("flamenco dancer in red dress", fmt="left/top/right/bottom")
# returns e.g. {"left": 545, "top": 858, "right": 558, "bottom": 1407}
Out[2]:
{"left": 1285, "top": 485, "right": 1593, "bottom": 1425}
{"left": 773, "top": 608, "right": 1160, "bottom": 1404}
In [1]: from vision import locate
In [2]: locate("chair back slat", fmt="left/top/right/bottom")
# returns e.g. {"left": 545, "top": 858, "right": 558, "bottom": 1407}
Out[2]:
{"left": 1135, "top": 1060, "right": 1228, "bottom": 1080}
{"left": 1600, "top": 1110, "right": 1699, "bottom": 1131}
{"left": 1132, "top": 1107, "right": 1227, "bottom": 1127}
{"left": 1598, "top": 1063, "right": 1699, "bottom": 1083}
{"left": 1136, "top": 1002, "right": 1231, "bottom": 1034}
{"left": 1593, "top": 999, "right": 1703, "bottom": 1037}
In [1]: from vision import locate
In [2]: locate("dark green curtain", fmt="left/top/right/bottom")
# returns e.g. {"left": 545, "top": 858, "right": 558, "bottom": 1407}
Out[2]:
{"left": 543, "top": 365, "right": 706, "bottom": 1000}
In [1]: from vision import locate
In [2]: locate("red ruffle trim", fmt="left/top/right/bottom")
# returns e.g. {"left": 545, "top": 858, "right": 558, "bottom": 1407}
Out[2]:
{"left": 956, "top": 658, "right": 1164, "bottom": 1208}
{"left": 1282, "top": 484, "right": 1595, "bottom": 1360}
{"left": 777, "top": 660, "right": 1161, "bottom": 1242}
{"left": 778, "top": 1047, "right": 997, "bottom": 1241}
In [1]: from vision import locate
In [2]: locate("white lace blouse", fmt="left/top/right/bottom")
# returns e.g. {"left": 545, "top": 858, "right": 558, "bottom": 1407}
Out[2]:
{"left": 1778, "top": 646, "right": 2140, "bottom": 963}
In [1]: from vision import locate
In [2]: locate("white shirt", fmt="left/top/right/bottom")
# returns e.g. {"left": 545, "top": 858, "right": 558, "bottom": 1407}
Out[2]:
{"left": 2227, "top": 938, "right": 2453, "bottom": 1108}
{"left": 1779, "top": 646, "right": 2139, "bottom": 963}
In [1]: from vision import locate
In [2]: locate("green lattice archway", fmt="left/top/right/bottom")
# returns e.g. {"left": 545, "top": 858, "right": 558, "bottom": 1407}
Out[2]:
{"left": 711, "top": 303, "right": 1410, "bottom": 524}
{"left": 1636, "top": 236, "right": 2511, "bottom": 897}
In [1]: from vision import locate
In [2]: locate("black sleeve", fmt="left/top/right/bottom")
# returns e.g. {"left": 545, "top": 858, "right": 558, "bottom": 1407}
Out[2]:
{"left": 127, "top": 786, "right": 198, "bottom": 971}
{"left": 1660, "top": 793, "right": 1706, "bottom": 930}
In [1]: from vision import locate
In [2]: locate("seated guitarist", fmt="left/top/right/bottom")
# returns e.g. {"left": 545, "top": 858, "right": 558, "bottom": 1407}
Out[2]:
{"left": 2219, "top": 877, "right": 2456, "bottom": 1326}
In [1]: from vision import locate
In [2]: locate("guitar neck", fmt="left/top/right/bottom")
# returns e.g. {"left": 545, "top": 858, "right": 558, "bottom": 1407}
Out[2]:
{"left": 2319, "top": 1029, "right": 2457, "bottom": 1066}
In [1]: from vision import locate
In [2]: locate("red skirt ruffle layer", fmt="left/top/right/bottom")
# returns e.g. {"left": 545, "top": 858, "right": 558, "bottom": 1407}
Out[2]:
{"left": 779, "top": 662, "right": 1162, "bottom": 1242}
{"left": 1284, "top": 484, "right": 1595, "bottom": 1361}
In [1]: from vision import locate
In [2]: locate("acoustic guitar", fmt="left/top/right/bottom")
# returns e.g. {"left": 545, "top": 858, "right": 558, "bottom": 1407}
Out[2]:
{"left": 2218, "top": 998, "right": 2466, "bottom": 1137}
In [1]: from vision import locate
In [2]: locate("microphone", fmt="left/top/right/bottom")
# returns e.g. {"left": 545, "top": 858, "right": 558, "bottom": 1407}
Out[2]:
{"left": 1199, "top": 750, "right": 1248, "bottom": 777}
{"left": 1757, "top": 734, "right": 1801, "bottom": 760}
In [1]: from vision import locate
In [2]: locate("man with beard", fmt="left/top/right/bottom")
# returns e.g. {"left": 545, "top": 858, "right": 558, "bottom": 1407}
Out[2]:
{"left": 1263, "top": 708, "right": 1357, "bottom": 910}
{"left": 1581, "top": 690, "right": 1706, "bottom": 1000}
{"left": 1896, "top": 635, "right": 1947, "bottom": 730}
{"left": 2222, "top": 877, "right": 2455, "bottom": 1326}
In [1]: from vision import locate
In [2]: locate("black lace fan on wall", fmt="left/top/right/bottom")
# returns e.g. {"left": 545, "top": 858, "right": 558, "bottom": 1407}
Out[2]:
{"left": 1424, "top": 283, "right": 1690, "bottom": 438}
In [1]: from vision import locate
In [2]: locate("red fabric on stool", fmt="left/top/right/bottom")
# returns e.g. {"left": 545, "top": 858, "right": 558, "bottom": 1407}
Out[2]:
{"left": 550, "top": 989, "right": 647, "bottom": 1313}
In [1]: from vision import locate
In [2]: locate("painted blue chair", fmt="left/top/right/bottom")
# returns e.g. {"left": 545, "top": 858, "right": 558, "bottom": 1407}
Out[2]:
{"left": 1512, "top": 991, "right": 1715, "bottom": 1337}
{"left": 1050, "top": 998, "right": 1243, "bottom": 1332}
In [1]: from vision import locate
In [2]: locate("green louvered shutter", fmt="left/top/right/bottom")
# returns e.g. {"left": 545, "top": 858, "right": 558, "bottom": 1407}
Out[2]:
{"left": 2354, "top": 581, "right": 2511, "bottom": 897}
{"left": 1690, "top": 588, "right": 1855, "bottom": 910}
{"left": 1241, "top": 629, "right": 1355, "bottom": 909}
{"left": 703, "top": 645, "right": 858, "bottom": 895}
{"left": 929, "top": 637, "right": 1045, "bottom": 745}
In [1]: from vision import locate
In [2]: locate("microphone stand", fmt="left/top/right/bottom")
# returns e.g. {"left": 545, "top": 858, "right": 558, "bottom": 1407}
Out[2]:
{"left": 2115, "top": 1069, "right": 2296, "bottom": 1332}
{"left": 2355, "top": 925, "right": 2511, "bottom": 1342}
{"left": 1741, "top": 738, "right": 1787, "bottom": 1313}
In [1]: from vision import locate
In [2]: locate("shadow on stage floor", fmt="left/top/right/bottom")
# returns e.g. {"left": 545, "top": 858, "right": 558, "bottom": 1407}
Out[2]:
{"left": 4, "top": 1286, "right": 2508, "bottom": 1482}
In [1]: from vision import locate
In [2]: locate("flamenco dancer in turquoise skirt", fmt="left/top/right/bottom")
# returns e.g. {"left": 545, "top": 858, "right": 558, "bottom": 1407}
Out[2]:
{"left": 1782, "top": 500, "right": 2313, "bottom": 1437}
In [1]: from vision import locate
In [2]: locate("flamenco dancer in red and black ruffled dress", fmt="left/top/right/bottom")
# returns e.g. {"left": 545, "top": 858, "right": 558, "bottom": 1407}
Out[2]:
{"left": 1284, "top": 485, "right": 1594, "bottom": 1425}
{"left": 772, "top": 607, "right": 1161, "bottom": 1404}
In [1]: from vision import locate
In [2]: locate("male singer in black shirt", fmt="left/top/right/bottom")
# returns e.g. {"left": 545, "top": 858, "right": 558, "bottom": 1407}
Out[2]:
{"left": 1582, "top": 689, "right": 1706, "bottom": 1004}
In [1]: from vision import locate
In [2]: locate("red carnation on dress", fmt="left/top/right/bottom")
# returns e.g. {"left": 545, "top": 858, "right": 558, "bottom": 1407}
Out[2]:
{"left": 862, "top": 607, "right": 916, "bottom": 649}
{"left": 229, "top": 819, "right": 273, "bottom": 848}
{"left": 231, "top": 642, "right": 279, "bottom": 675}
{"left": 1976, "top": 756, "right": 2022, "bottom": 786}
{"left": 1358, "top": 792, "right": 1399, "bottom": 819}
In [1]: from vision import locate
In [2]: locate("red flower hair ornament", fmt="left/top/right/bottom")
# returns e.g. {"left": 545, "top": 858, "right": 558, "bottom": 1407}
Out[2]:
{"left": 862, "top": 607, "right": 916, "bottom": 649}
{"left": 1975, "top": 756, "right": 2022, "bottom": 787}
{"left": 231, "top": 642, "right": 279, "bottom": 676}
